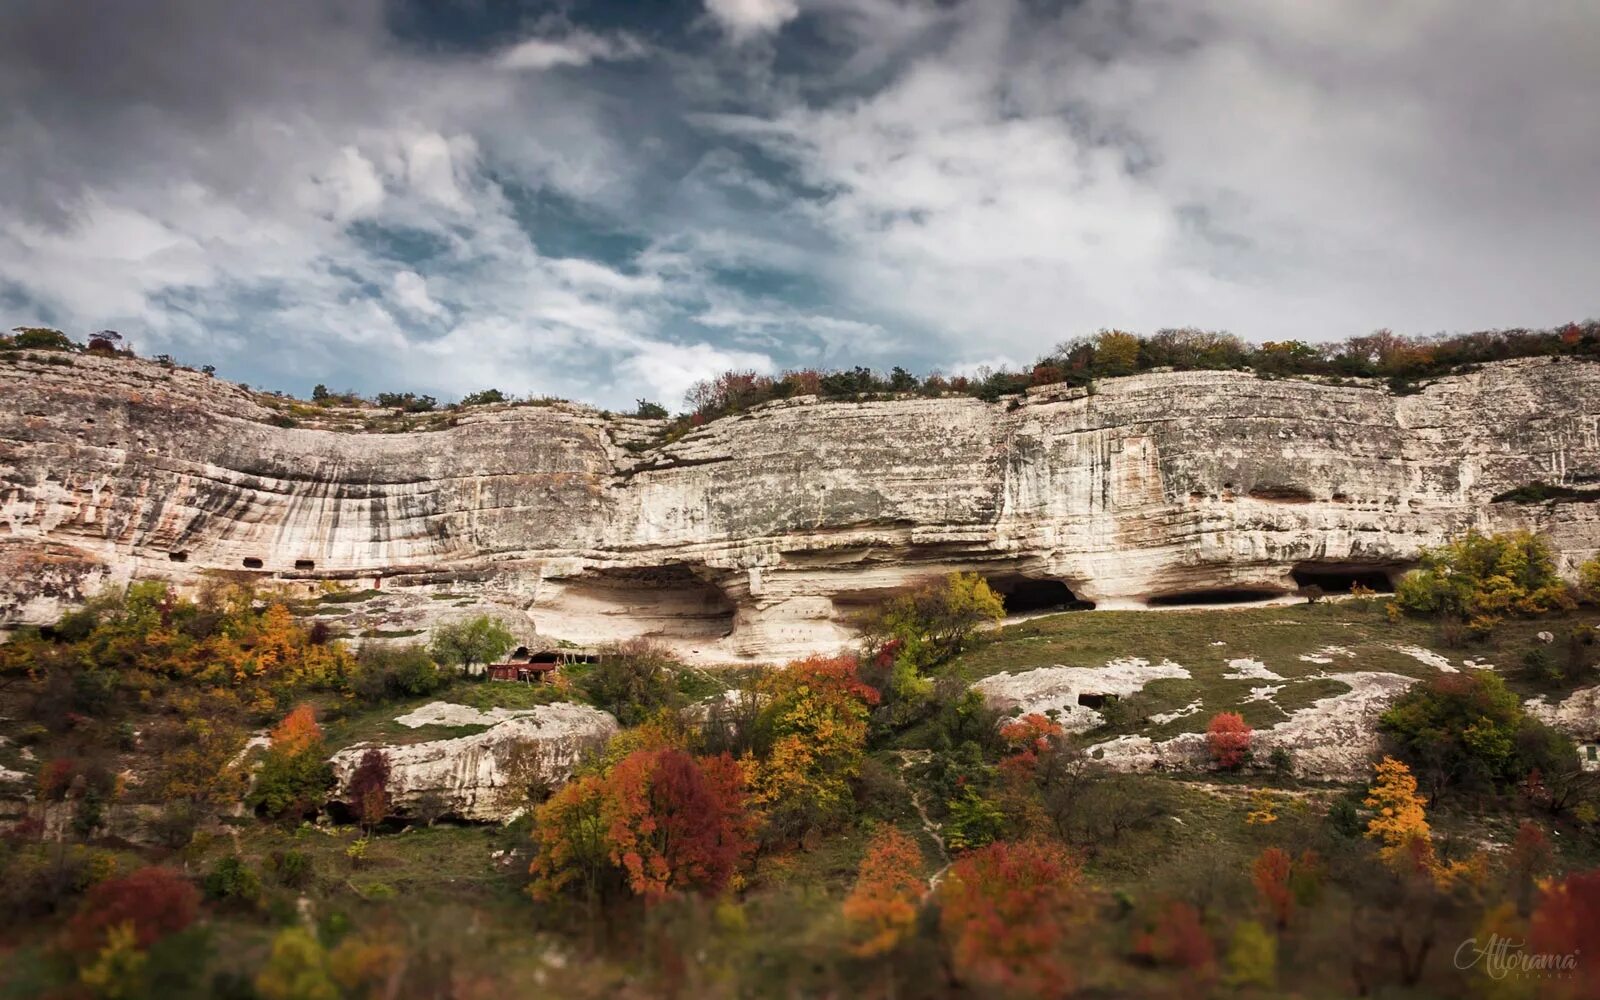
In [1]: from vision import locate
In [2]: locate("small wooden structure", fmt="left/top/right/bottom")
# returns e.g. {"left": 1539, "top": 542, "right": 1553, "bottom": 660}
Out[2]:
{"left": 487, "top": 645, "right": 603, "bottom": 684}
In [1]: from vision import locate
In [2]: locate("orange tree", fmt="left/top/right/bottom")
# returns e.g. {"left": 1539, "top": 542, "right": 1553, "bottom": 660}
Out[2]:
{"left": 938, "top": 839, "right": 1083, "bottom": 999}
{"left": 746, "top": 654, "right": 879, "bottom": 845}
{"left": 530, "top": 747, "right": 755, "bottom": 907}
{"left": 842, "top": 827, "right": 927, "bottom": 957}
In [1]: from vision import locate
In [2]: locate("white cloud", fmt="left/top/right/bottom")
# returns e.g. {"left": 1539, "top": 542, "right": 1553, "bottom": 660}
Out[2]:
{"left": 704, "top": 0, "right": 801, "bottom": 42}
{"left": 496, "top": 31, "right": 645, "bottom": 71}
{"left": 391, "top": 270, "right": 444, "bottom": 319}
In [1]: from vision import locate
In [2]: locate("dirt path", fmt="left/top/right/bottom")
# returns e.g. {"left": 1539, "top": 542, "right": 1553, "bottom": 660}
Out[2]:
{"left": 889, "top": 750, "right": 951, "bottom": 888}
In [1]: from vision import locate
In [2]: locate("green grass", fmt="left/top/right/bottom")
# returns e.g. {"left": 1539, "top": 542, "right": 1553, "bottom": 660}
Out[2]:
{"left": 318, "top": 679, "right": 586, "bottom": 750}
{"left": 318, "top": 588, "right": 384, "bottom": 605}
{"left": 946, "top": 601, "right": 1600, "bottom": 742}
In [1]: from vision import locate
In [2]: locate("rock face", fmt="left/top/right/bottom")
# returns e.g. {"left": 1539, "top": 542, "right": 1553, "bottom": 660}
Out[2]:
{"left": 3, "top": 351, "right": 1599, "bottom": 661}
{"left": 328, "top": 702, "right": 618, "bottom": 822}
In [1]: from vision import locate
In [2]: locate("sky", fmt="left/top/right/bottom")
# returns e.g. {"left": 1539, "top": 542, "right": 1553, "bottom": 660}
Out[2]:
{"left": 1, "top": 0, "right": 1596, "bottom": 411}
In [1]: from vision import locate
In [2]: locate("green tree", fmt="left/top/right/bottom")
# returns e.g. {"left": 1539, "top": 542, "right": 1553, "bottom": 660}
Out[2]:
{"left": 1381, "top": 671, "right": 1573, "bottom": 801}
{"left": 429, "top": 615, "right": 515, "bottom": 678}
{"left": 581, "top": 639, "right": 680, "bottom": 725}
{"left": 255, "top": 927, "right": 339, "bottom": 1000}
{"left": 1395, "top": 530, "right": 1574, "bottom": 633}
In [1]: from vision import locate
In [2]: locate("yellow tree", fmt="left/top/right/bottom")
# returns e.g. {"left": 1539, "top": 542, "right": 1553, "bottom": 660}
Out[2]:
{"left": 1364, "top": 756, "right": 1433, "bottom": 867}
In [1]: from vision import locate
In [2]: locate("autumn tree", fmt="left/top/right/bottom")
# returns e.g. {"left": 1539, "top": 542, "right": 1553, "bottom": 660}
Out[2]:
{"left": 250, "top": 703, "right": 334, "bottom": 819}
{"left": 843, "top": 827, "right": 928, "bottom": 958}
{"left": 1132, "top": 900, "right": 1216, "bottom": 981}
{"left": 602, "top": 748, "right": 754, "bottom": 901}
{"left": 857, "top": 572, "right": 1005, "bottom": 670}
{"left": 1527, "top": 870, "right": 1600, "bottom": 998}
{"left": 1395, "top": 529, "right": 1574, "bottom": 634}
{"left": 66, "top": 867, "right": 199, "bottom": 956}
{"left": 1205, "top": 712, "right": 1252, "bottom": 769}
{"left": 348, "top": 749, "right": 391, "bottom": 832}
{"left": 748, "top": 654, "right": 879, "bottom": 844}
{"left": 529, "top": 744, "right": 754, "bottom": 907}
{"left": 939, "top": 839, "right": 1082, "bottom": 999}
{"left": 1251, "top": 847, "right": 1294, "bottom": 930}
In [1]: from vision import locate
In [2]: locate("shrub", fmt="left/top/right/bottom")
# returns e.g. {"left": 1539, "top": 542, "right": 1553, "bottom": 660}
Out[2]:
{"left": 66, "top": 867, "right": 199, "bottom": 955}
{"left": 1395, "top": 530, "right": 1574, "bottom": 630}
{"left": 249, "top": 705, "right": 333, "bottom": 818}
{"left": 203, "top": 856, "right": 262, "bottom": 906}
{"left": 349, "top": 644, "right": 444, "bottom": 703}
{"left": 580, "top": 639, "right": 681, "bottom": 725}
{"left": 1380, "top": 671, "right": 1571, "bottom": 799}
{"left": 1205, "top": 713, "right": 1252, "bottom": 769}
{"left": 940, "top": 839, "right": 1083, "bottom": 998}
{"left": 348, "top": 750, "right": 391, "bottom": 832}
{"left": 268, "top": 850, "right": 315, "bottom": 889}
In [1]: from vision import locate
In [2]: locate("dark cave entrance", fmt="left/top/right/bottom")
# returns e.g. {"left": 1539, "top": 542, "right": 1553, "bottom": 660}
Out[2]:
{"left": 987, "top": 576, "right": 1096, "bottom": 614}
{"left": 1290, "top": 564, "right": 1398, "bottom": 594}
{"left": 1147, "top": 588, "right": 1284, "bottom": 607}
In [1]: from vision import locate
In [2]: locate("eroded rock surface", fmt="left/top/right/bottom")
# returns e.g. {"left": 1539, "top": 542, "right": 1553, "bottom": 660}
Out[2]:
{"left": 1087, "top": 671, "right": 1417, "bottom": 781}
{"left": 974, "top": 658, "right": 1191, "bottom": 732}
{"left": 328, "top": 702, "right": 617, "bottom": 822}
{"left": 4, "top": 352, "right": 1598, "bottom": 661}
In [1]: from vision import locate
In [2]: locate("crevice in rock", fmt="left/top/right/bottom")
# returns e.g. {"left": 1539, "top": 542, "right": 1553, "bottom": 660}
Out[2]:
{"left": 168, "top": 550, "right": 188, "bottom": 562}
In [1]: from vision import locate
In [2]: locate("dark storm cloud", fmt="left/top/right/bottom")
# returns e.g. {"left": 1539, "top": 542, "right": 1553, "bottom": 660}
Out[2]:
{"left": 0, "top": 0, "right": 1596, "bottom": 409}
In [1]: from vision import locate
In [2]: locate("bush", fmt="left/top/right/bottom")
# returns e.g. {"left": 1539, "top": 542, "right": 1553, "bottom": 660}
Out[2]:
{"left": 349, "top": 643, "right": 445, "bottom": 703}
{"left": 203, "top": 856, "right": 262, "bottom": 906}
{"left": 1395, "top": 530, "right": 1574, "bottom": 631}
{"left": 67, "top": 867, "right": 199, "bottom": 956}
{"left": 429, "top": 616, "right": 515, "bottom": 677}
{"left": 268, "top": 850, "right": 315, "bottom": 889}
{"left": 856, "top": 572, "right": 1005, "bottom": 672}
{"left": 1380, "top": 671, "right": 1573, "bottom": 799}
{"left": 1206, "top": 712, "right": 1252, "bottom": 769}
{"left": 580, "top": 639, "right": 682, "bottom": 725}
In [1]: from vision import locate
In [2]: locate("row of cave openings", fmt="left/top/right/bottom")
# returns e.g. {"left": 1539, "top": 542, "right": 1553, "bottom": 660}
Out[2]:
{"left": 166, "top": 551, "right": 317, "bottom": 572}
{"left": 991, "top": 563, "right": 1400, "bottom": 614}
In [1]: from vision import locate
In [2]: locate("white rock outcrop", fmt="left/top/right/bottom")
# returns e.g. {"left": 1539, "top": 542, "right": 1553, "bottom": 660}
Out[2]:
{"left": 3, "top": 352, "right": 1598, "bottom": 662}
{"left": 974, "top": 657, "right": 1192, "bottom": 732}
{"left": 1087, "top": 671, "right": 1418, "bottom": 781}
{"left": 328, "top": 702, "right": 617, "bottom": 822}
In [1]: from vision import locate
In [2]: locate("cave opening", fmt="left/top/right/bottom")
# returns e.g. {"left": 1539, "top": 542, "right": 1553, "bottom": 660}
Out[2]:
{"left": 168, "top": 550, "right": 188, "bottom": 563}
{"left": 988, "top": 576, "right": 1096, "bottom": 614}
{"left": 242, "top": 557, "right": 264, "bottom": 570}
{"left": 1077, "top": 692, "right": 1115, "bottom": 709}
{"left": 294, "top": 559, "right": 316, "bottom": 571}
{"left": 1290, "top": 564, "right": 1397, "bottom": 594}
{"left": 1148, "top": 588, "right": 1284, "bottom": 607}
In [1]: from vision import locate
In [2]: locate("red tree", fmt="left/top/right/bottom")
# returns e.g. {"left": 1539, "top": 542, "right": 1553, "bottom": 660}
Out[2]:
{"left": 67, "top": 867, "right": 199, "bottom": 954}
{"left": 1252, "top": 847, "right": 1294, "bottom": 929}
{"left": 1528, "top": 869, "right": 1600, "bottom": 997}
{"left": 1132, "top": 900, "right": 1216, "bottom": 978}
{"left": 1206, "top": 712, "right": 1252, "bottom": 769}
{"left": 606, "top": 748, "right": 754, "bottom": 901}
{"left": 939, "top": 839, "right": 1082, "bottom": 999}
{"left": 348, "top": 749, "right": 391, "bottom": 831}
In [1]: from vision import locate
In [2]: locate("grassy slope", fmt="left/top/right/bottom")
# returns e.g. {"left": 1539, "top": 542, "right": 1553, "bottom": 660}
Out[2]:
{"left": 947, "top": 600, "right": 1600, "bottom": 741}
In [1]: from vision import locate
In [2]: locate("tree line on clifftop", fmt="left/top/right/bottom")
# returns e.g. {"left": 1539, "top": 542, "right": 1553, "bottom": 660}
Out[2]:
{"left": 6, "top": 320, "right": 1598, "bottom": 430}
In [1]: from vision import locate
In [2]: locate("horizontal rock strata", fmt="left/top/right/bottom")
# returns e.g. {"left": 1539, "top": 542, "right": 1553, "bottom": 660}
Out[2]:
{"left": 4, "top": 352, "right": 1599, "bottom": 661}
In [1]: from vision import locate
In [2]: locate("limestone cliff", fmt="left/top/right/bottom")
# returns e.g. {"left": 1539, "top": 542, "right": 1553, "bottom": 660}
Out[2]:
{"left": 3, "top": 351, "right": 1598, "bottom": 661}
